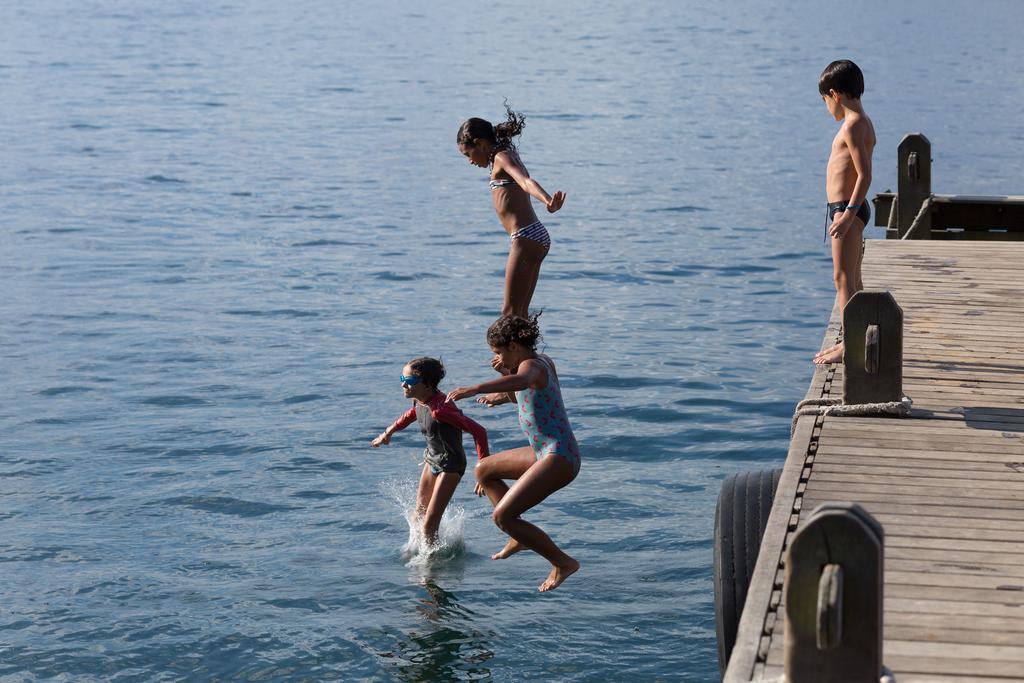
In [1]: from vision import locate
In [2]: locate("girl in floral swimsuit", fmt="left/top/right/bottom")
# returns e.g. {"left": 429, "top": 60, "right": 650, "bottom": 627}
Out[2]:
{"left": 456, "top": 104, "right": 566, "bottom": 318}
{"left": 446, "top": 315, "right": 580, "bottom": 592}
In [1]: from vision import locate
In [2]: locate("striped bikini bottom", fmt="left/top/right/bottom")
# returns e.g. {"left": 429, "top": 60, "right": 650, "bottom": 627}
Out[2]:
{"left": 509, "top": 221, "right": 551, "bottom": 250}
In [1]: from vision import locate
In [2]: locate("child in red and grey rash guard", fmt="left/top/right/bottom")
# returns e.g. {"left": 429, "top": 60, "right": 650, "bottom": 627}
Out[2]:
{"left": 371, "top": 357, "right": 489, "bottom": 545}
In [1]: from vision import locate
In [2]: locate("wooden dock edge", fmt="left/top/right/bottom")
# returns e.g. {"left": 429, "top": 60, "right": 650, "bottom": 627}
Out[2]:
{"left": 723, "top": 315, "right": 841, "bottom": 682}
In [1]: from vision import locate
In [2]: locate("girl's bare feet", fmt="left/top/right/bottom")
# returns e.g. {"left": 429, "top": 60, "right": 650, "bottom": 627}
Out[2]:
{"left": 492, "top": 538, "right": 526, "bottom": 560}
{"left": 539, "top": 558, "right": 579, "bottom": 592}
{"left": 813, "top": 343, "right": 844, "bottom": 365}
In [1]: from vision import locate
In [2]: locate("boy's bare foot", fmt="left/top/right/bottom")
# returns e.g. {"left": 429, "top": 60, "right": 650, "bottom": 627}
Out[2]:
{"left": 539, "top": 558, "right": 579, "bottom": 592}
{"left": 813, "top": 343, "right": 844, "bottom": 365}
{"left": 813, "top": 342, "right": 841, "bottom": 363}
{"left": 492, "top": 539, "right": 526, "bottom": 560}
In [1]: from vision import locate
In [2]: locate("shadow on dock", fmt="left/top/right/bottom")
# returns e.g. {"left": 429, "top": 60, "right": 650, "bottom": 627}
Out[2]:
{"left": 961, "top": 407, "right": 1024, "bottom": 433}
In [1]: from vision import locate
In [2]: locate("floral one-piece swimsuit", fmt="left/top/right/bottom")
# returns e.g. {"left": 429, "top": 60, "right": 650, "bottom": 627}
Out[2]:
{"left": 515, "top": 354, "right": 580, "bottom": 477}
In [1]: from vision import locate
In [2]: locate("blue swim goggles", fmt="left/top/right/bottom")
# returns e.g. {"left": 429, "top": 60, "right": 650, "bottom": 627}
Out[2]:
{"left": 400, "top": 374, "right": 423, "bottom": 388}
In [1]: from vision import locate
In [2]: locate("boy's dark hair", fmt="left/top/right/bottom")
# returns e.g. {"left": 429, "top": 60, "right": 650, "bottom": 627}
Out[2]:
{"left": 818, "top": 60, "right": 864, "bottom": 99}
{"left": 457, "top": 101, "right": 526, "bottom": 153}
{"left": 406, "top": 356, "right": 445, "bottom": 389}
{"left": 487, "top": 313, "right": 542, "bottom": 350}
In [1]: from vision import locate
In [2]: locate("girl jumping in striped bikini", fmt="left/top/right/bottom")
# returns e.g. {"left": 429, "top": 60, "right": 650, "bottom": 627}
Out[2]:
{"left": 456, "top": 104, "right": 566, "bottom": 318}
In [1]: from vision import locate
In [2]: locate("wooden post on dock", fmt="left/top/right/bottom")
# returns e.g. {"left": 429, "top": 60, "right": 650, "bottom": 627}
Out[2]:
{"left": 897, "top": 134, "right": 932, "bottom": 238}
{"left": 783, "top": 503, "right": 885, "bottom": 683}
{"left": 842, "top": 291, "right": 903, "bottom": 405}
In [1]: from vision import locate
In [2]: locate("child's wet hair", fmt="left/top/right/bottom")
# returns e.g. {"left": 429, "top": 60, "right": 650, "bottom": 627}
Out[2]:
{"left": 406, "top": 356, "right": 445, "bottom": 389}
{"left": 819, "top": 60, "right": 864, "bottom": 99}
{"left": 487, "top": 313, "right": 542, "bottom": 350}
{"left": 457, "top": 101, "right": 526, "bottom": 153}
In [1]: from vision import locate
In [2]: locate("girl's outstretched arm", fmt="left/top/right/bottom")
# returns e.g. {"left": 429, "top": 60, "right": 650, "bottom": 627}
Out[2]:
{"left": 371, "top": 406, "right": 416, "bottom": 446}
{"left": 494, "top": 151, "right": 566, "bottom": 213}
{"left": 446, "top": 360, "right": 545, "bottom": 402}
{"left": 477, "top": 356, "right": 517, "bottom": 406}
{"left": 478, "top": 392, "right": 515, "bottom": 407}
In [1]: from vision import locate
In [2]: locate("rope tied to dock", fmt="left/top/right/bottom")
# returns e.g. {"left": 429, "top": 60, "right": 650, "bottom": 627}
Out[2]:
{"left": 885, "top": 193, "right": 898, "bottom": 232}
{"left": 790, "top": 396, "right": 913, "bottom": 437}
{"left": 899, "top": 195, "right": 934, "bottom": 240}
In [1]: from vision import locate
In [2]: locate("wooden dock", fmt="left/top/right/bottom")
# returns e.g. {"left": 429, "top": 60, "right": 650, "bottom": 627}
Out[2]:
{"left": 725, "top": 239, "right": 1024, "bottom": 682}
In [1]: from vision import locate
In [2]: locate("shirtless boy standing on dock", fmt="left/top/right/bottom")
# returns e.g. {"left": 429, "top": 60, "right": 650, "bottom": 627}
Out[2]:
{"left": 814, "top": 60, "right": 876, "bottom": 365}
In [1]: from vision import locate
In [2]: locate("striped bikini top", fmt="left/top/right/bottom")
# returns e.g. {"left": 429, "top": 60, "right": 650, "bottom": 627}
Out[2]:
{"left": 488, "top": 145, "right": 516, "bottom": 190}
{"left": 489, "top": 177, "right": 515, "bottom": 190}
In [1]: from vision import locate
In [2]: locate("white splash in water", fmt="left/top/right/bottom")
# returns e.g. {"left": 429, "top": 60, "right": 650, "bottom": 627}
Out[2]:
{"left": 380, "top": 478, "right": 466, "bottom": 567}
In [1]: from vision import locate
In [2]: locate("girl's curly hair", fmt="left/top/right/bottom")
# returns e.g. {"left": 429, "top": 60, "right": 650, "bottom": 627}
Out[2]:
{"left": 486, "top": 313, "right": 542, "bottom": 350}
{"left": 406, "top": 356, "right": 445, "bottom": 389}
{"left": 456, "top": 101, "right": 526, "bottom": 154}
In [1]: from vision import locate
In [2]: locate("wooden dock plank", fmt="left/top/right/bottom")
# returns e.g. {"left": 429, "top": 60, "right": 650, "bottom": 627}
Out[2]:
{"left": 762, "top": 664, "right": 1024, "bottom": 683}
{"left": 884, "top": 611, "right": 1024, "bottom": 633}
{"left": 887, "top": 583, "right": 1024, "bottom": 605}
{"left": 811, "top": 455, "right": 1024, "bottom": 476}
{"left": 808, "top": 469, "right": 1024, "bottom": 491}
{"left": 886, "top": 546, "right": 1024, "bottom": 568}
{"left": 796, "top": 517, "right": 1024, "bottom": 544}
{"left": 799, "top": 498, "right": 1024, "bottom": 522}
{"left": 886, "top": 570, "right": 1024, "bottom": 590}
{"left": 770, "top": 643, "right": 1024, "bottom": 663}
{"left": 883, "top": 597, "right": 1024, "bottom": 619}
{"left": 803, "top": 483, "right": 1024, "bottom": 508}
{"left": 815, "top": 441, "right": 1024, "bottom": 461}
{"left": 818, "top": 432, "right": 1023, "bottom": 448}
{"left": 806, "top": 473, "right": 1024, "bottom": 496}
{"left": 770, "top": 651, "right": 1024, "bottom": 675}
{"left": 869, "top": 513, "right": 1024, "bottom": 532}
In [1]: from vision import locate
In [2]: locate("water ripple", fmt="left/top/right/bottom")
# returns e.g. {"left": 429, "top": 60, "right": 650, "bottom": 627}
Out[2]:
{"left": 158, "top": 496, "right": 298, "bottom": 517}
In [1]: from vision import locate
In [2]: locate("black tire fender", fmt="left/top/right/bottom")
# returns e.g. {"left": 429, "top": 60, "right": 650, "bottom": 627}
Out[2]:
{"left": 714, "top": 468, "right": 783, "bottom": 678}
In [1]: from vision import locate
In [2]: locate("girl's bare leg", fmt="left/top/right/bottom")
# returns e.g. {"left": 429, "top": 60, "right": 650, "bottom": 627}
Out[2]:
{"left": 475, "top": 447, "right": 536, "bottom": 559}
{"left": 422, "top": 472, "right": 462, "bottom": 545}
{"left": 491, "top": 454, "right": 579, "bottom": 591}
{"left": 815, "top": 220, "right": 866, "bottom": 365}
{"left": 415, "top": 463, "right": 435, "bottom": 522}
{"left": 502, "top": 238, "right": 548, "bottom": 318}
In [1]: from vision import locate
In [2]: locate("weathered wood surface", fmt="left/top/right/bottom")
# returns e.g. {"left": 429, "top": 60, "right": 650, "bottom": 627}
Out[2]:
{"left": 896, "top": 133, "right": 932, "bottom": 239}
{"left": 783, "top": 504, "right": 884, "bottom": 681}
{"left": 725, "top": 241, "right": 1024, "bottom": 682}
{"left": 842, "top": 291, "right": 904, "bottom": 404}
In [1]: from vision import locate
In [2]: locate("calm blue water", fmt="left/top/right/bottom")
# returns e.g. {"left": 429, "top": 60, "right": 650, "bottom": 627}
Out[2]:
{"left": 3, "top": 1, "right": 1023, "bottom": 680}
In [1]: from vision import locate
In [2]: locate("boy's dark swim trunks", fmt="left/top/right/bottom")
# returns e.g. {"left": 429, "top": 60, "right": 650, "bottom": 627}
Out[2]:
{"left": 825, "top": 200, "right": 871, "bottom": 241}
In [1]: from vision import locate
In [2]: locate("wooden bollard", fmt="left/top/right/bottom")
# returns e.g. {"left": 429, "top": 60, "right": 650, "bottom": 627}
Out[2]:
{"left": 784, "top": 503, "right": 885, "bottom": 683}
{"left": 897, "top": 133, "right": 932, "bottom": 239}
{"left": 843, "top": 291, "right": 903, "bottom": 405}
